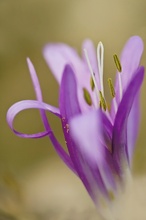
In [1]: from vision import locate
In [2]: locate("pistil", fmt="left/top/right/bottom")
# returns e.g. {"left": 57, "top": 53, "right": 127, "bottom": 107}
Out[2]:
{"left": 97, "top": 42, "right": 104, "bottom": 97}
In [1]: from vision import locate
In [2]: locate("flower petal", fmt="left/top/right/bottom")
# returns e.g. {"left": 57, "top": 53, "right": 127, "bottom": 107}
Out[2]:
{"left": 112, "top": 66, "right": 144, "bottom": 169}
{"left": 6, "top": 100, "right": 60, "bottom": 138}
{"left": 127, "top": 92, "right": 140, "bottom": 164}
{"left": 59, "top": 65, "right": 98, "bottom": 199}
{"left": 70, "top": 110, "right": 105, "bottom": 164}
{"left": 115, "top": 36, "right": 144, "bottom": 104}
{"left": 59, "top": 64, "right": 81, "bottom": 162}
{"left": 43, "top": 43, "right": 83, "bottom": 84}
{"left": 43, "top": 42, "right": 96, "bottom": 112}
{"left": 27, "top": 58, "right": 43, "bottom": 101}
{"left": 7, "top": 99, "right": 76, "bottom": 172}
{"left": 70, "top": 110, "right": 118, "bottom": 199}
{"left": 59, "top": 64, "right": 81, "bottom": 119}
{"left": 27, "top": 58, "right": 53, "bottom": 130}
{"left": 8, "top": 59, "right": 76, "bottom": 173}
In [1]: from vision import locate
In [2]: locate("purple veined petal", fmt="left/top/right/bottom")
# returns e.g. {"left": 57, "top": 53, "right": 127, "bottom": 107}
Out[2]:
{"left": 112, "top": 66, "right": 145, "bottom": 169}
{"left": 59, "top": 64, "right": 82, "bottom": 166}
{"left": 59, "top": 65, "right": 98, "bottom": 199}
{"left": 70, "top": 110, "right": 105, "bottom": 164}
{"left": 7, "top": 99, "right": 76, "bottom": 173}
{"left": 115, "top": 36, "right": 144, "bottom": 104}
{"left": 9, "top": 58, "right": 76, "bottom": 173}
{"left": 59, "top": 64, "right": 81, "bottom": 119}
{"left": 27, "top": 57, "right": 53, "bottom": 129}
{"left": 127, "top": 92, "right": 140, "bottom": 165}
{"left": 43, "top": 43, "right": 84, "bottom": 84}
{"left": 70, "top": 110, "right": 118, "bottom": 200}
{"left": 6, "top": 100, "right": 60, "bottom": 138}
{"left": 70, "top": 110, "right": 116, "bottom": 197}
{"left": 43, "top": 42, "right": 95, "bottom": 112}
{"left": 27, "top": 58, "right": 43, "bottom": 101}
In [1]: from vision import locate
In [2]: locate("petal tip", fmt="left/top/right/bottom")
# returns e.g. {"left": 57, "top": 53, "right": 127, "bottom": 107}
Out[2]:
{"left": 128, "top": 35, "right": 144, "bottom": 50}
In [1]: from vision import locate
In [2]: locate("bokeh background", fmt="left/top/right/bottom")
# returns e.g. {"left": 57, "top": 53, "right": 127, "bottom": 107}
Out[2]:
{"left": 0, "top": 0, "right": 146, "bottom": 219}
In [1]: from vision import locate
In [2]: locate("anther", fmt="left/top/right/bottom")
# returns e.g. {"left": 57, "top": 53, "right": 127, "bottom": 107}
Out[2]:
{"left": 99, "top": 91, "right": 106, "bottom": 111}
{"left": 113, "top": 54, "right": 122, "bottom": 72}
{"left": 83, "top": 88, "right": 92, "bottom": 106}
{"left": 90, "top": 75, "right": 95, "bottom": 91}
{"left": 108, "top": 78, "right": 116, "bottom": 98}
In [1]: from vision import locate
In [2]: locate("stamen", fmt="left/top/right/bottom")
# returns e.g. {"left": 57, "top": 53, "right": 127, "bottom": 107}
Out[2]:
{"left": 118, "top": 73, "right": 123, "bottom": 101}
{"left": 90, "top": 75, "right": 95, "bottom": 91}
{"left": 108, "top": 78, "right": 115, "bottom": 98}
{"left": 97, "top": 42, "right": 104, "bottom": 96}
{"left": 84, "top": 49, "right": 99, "bottom": 96}
{"left": 113, "top": 54, "right": 122, "bottom": 72}
{"left": 99, "top": 91, "right": 106, "bottom": 111}
{"left": 83, "top": 88, "right": 92, "bottom": 106}
{"left": 113, "top": 54, "right": 123, "bottom": 101}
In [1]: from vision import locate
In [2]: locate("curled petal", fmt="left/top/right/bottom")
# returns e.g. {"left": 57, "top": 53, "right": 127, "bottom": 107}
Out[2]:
{"left": 27, "top": 58, "right": 54, "bottom": 129}
{"left": 27, "top": 58, "right": 43, "bottom": 101}
{"left": 26, "top": 59, "right": 76, "bottom": 172}
{"left": 6, "top": 100, "right": 60, "bottom": 138}
{"left": 7, "top": 99, "right": 76, "bottom": 172}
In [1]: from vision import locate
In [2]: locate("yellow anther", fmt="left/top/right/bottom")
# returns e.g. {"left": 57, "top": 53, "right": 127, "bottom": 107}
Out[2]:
{"left": 90, "top": 75, "right": 95, "bottom": 91}
{"left": 108, "top": 78, "right": 116, "bottom": 98}
{"left": 108, "top": 190, "right": 115, "bottom": 201}
{"left": 83, "top": 88, "right": 92, "bottom": 106}
{"left": 99, "top": 91, "right": 106, "bottom": 111}
{"left": 113, "top": 54, "right": 122, "bottom": 72}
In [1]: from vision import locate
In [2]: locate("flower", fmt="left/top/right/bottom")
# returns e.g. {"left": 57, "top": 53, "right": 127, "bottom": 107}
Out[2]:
{"left": 7, "top": 36, "right": 144, "bottom": 218}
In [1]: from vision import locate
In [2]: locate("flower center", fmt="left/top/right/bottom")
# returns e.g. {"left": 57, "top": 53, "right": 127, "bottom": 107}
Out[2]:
{"left": 83, "top": 41, "right": 122, "bottom": 113}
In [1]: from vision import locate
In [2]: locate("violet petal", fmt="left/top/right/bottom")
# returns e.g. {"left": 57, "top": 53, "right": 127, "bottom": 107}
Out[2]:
{"left": 115, "top": 36, "right": 144, "bottom": 104}
{"left": 43, "top": 43, "right": 83, "bottom": 84}
{"left": 6, "top": 100, "right": 60, "bottom": 138}
{"left": 112, "top": 66, "right": 144, "bottom": 169}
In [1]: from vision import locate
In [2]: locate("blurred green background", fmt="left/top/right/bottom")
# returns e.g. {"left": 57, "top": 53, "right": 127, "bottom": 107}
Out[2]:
{"left": 0, "top": 0, "right": 146, "bottom": 218}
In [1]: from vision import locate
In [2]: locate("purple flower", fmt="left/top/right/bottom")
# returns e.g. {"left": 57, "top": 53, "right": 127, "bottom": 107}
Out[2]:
{"left": 7, "top": 36, "right": 144, "bottom": 216}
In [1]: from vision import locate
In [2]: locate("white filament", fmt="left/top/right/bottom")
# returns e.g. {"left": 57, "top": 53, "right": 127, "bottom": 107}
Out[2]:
{"left": 84, "top": 49, "right": 99, "bottom": 99}
{"left": 97, "top": 41, "right": 104, "bottom": 96}
{"left": 118, "top": 72, "right": 123, "bottom": 101}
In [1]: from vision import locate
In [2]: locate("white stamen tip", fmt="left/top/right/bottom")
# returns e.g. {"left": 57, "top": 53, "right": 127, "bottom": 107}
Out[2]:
{"left": 97, "top": 41, "right": 104, "bottom": 96}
